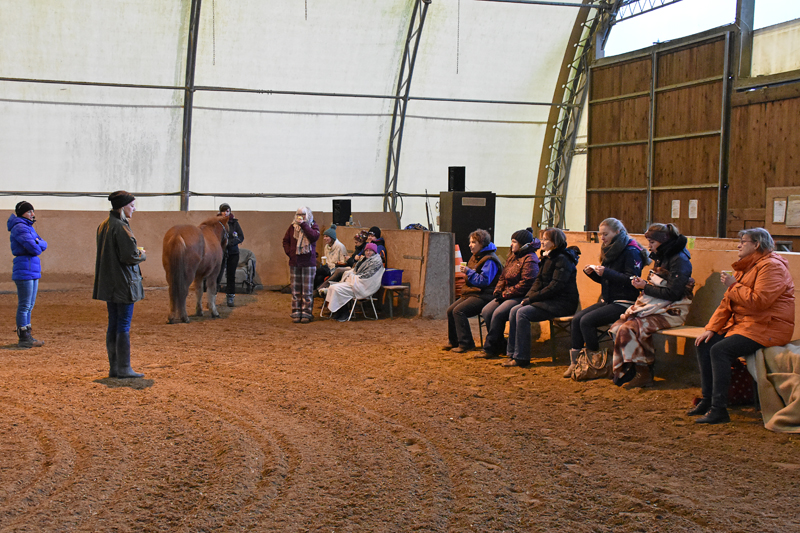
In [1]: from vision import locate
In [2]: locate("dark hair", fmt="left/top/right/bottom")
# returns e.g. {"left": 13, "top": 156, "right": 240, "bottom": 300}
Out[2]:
{"left": 740, "top": 227, "right": 774, "bottom": 253}
{"left": 644, "top": 223, "right": 681, "bottom": 243}
{"left": 540, "top": 227, "right": 567, "bottom": 249}
{"left": 469, "top": 229, "right": 492, "bottom": 248}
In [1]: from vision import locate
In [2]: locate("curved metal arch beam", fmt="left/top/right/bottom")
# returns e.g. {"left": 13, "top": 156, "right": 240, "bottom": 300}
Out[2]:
{"left": 180, "top": 0, "right": 203, "bottom": 212}
{"left": 383, "top": 0, "right": 431, "bottom": 227}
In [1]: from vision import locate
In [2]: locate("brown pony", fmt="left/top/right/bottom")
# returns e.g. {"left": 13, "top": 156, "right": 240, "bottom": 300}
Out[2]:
{"left": 163, "top": 214, "right": 230, "bottom": 323}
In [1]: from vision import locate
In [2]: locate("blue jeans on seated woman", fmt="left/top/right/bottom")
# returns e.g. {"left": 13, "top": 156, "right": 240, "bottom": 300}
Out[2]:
{"left": 506, "top": 303, "right": 557, "bottom": 363}
{"left": 480, "top": 297, "right": 523, "bottom": 353}
{"left": 107, "top": 302, "right": 135, "bottom": 335}
{"left": 15, "top": 278, "right": 39, "bottom": 327}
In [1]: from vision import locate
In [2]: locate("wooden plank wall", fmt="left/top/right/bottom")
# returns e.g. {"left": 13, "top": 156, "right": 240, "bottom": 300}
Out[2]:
{"left": 729, "top": 87, "right": 800, "bottom": 246}
{"left": 587, "top": 36, "right": 728, "bottom": 236}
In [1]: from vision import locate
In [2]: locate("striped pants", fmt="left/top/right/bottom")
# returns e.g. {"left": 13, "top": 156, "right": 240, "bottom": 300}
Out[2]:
{"left": 290, "top": 266, "right": 316, "bottom": 319}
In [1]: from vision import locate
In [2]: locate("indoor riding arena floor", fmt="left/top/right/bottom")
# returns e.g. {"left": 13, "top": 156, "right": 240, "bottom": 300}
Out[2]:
{"left": 1, "top": 288, "right": 798, "bottom": 532}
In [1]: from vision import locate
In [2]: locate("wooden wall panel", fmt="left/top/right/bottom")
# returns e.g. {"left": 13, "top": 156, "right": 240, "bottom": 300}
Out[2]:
{"left": 655, "top": 81, "right": 723, "bottom": 137}
{"left": 588, "top": 96, "right": 650, "bottom": 144}
{"left": 657, "top": 38, "right": 725, "bottom": 87}
{"left": 587, "top": 144, "right": 648, "bottom": 189}
{"left": 728, "top": 96, "right": 800, "bottom": 211}
{"left": 586, "top": 192, "right": 648, "bottom": 233}
{"left": 591, "top": 58, "right": 652, "bottom": 100}
{"left": 652, "top": 137, "right": 720, "bottom": 188}
{"left": 651, "top": 189, "right": 718, "bottom": 237}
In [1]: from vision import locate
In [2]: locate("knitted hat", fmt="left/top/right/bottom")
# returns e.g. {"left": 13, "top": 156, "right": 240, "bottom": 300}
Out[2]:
{"left": 511, "top": 227, "right": 534, "bottom": 246}
{"left": 15, "top": 201, "right": 34, "bottom": 217}
{"left": 365, "top": 243, "right": 378, "bottom": 254}
{"left": 368, "top": 226, "right": 381, "bottom": 238}
{"left": 219, "top": 203, "right": 231, "bottom": 213}
{"left": 355, "top": 230, "right": 369, "bottom": 242}
{"left": 323, "top": 225, "right": 337, "bottom": 240}
{"left": 108, "top": 190, "right": 135, "bottom": 210}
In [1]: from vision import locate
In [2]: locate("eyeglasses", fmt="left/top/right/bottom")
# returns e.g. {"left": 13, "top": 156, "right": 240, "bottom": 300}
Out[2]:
{"left": 739, "top": 239, "right": 754, "bottom": 245}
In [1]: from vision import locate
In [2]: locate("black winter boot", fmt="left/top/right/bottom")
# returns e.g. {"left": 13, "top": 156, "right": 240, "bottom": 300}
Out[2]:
{"left": 27, "top": 326, "right": 45, "bottom": 347}
{"left": 695, "top": 406, "right": 730, "bottom": 424}
{"left": 17, "top": 326, "right": 44, "bottom": 348}
{"left": 115, "top": 332, "right": 144, "bottom": 379}
{"left": 106, "top": 331, "right": 118, "bottom": 378}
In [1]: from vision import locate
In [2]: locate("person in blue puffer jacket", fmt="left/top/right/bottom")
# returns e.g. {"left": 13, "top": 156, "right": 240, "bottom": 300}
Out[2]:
{"left": 7, "top": 201, "right": 48, "bottom": 348}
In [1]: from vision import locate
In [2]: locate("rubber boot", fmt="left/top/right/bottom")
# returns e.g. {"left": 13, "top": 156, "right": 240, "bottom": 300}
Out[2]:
{"left": 17, "top": 326, "right": 44, "bottom": 348}
{"left": 115, "top": 332, "right": 144, "bottom": 379}
{"left": 622, "top": 364, "right": 653, "bottom": 389}
{"left": 106, "top": 331, "right": 118, "bottom": 378}
{"left": 563, "top": 349, "right": 581, "bottom": 378}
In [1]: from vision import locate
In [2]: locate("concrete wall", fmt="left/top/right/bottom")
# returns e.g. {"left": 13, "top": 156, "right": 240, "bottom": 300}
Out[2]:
{"left": 0, "top": 210, "right": 397, "bottom": 292}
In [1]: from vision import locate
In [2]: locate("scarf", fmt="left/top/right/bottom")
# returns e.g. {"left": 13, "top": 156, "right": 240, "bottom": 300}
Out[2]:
{"left": 354, "top": 253, "right": 384, "bottom": 279}
{"left": 292, "top": 208, "right": 314, "bottom": 255}
{"left": 599, "top": 229, "right": 630, "bottom": 265}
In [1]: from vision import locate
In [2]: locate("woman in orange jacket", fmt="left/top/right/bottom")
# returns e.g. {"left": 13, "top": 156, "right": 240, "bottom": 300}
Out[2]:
{"left": 691, "top": 228, "right": 795, "bottom": 424}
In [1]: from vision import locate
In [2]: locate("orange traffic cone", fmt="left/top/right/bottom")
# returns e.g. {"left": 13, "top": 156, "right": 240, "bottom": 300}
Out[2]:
{"left": 455, "top": 245, "right": 463, "bottom": 272}
{"left": 454, "top": 244, "right": 467, "bottom": 297}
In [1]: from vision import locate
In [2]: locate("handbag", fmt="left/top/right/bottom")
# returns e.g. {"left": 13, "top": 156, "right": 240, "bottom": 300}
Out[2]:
{"left": 571, "top": 348, "right": 612, "bottom": 381}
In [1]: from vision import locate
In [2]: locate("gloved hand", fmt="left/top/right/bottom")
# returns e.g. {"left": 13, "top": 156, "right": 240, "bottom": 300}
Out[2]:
{"left": 494, "top": 294, "right": 505, "bottom": 303}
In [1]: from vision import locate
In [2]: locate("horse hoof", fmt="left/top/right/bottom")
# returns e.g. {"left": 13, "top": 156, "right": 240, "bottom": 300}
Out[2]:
{"left": 183, "top": 317, "right": 191, "bottom": 323}
{"left": 212, "top": 313, "right": 220, "bottom": 319}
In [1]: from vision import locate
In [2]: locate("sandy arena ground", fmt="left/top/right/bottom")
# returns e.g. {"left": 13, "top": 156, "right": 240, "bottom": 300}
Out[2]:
{"left": 1, "top": 288, "right": 799, "bottom": 532}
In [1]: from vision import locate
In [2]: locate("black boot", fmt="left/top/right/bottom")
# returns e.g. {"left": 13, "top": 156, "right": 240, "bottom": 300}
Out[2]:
{"left": 106, "top": 331, "right": 118, "bottom": 378}
{"left": 695, "top": 406, "right": 730, "bottom": 424}
{"left": 17, "top": 326, "right": 44, "bottom": 348}
{"left": 115, "top": 332, "right": 144, "bottom": 379}
{"left": 687, "top": 399, "right": 711, "bottom": 416}
{"left": 27, "top": 326, "right": 45, "bottom": 347}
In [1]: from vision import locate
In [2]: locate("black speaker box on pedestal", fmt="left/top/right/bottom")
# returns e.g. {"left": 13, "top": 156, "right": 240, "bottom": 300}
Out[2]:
{"left": 439, "top": 191, "right": 496, "bottom": 264}
{"left": 448, "top": 166, "right": 466, "bottom": 192}
{"left": 332, "top": 199, "right": 351, "bottom": 226}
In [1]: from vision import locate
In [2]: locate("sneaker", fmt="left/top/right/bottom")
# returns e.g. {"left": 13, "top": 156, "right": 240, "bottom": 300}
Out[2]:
{"left": 292, "top": 317, "right": 302, "bottom": 323}
{"left": 226, "top": 294, "right": 235, "bottom": 307}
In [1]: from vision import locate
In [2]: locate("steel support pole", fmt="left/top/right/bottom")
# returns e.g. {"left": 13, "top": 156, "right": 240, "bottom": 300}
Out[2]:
{"left": 717, "top": 32, "right": 733, "bottom": 238}
{"left": 180, "top": 0, "right": 203, "bottom": 212}
{"left": 383, "top": 0, "right": 430, "bottom": 227}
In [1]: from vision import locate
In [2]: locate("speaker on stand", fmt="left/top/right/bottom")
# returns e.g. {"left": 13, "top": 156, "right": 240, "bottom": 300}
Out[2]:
{"left": 332, "top": 199, "right": 351, "bottom": 226}
{"left": 448, "top": 166, "right": 465, "bottom": 192}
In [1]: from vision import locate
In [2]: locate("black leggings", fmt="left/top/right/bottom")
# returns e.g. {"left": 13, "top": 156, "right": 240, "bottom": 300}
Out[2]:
{"left": 571, "top": 301, "right": 627, "bottom": 351}
{"left": 696, "top": 333, "right": 763, "bottom": 409}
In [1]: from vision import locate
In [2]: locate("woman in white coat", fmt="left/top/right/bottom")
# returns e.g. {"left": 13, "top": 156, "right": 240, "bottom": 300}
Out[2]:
{"left": 325, "top": 243, "right": 385, "bottom": 321}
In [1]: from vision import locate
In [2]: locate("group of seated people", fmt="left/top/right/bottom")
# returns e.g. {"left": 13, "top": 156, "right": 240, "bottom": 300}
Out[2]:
{"left": 316, "top": 225, "right": 387, "bottom": 322}
{"left": 443, "top": 220, "right": 796, "bottom": 425}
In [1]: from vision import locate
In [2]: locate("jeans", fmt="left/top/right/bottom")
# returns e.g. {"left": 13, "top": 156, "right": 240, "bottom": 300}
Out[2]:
{"left": 480, "top": 297, "right": 523, "bottom": 351}
{"left": 446, "top": 296, "right": 490, "bottom": 348}
{"left": 506, "top": 303, "right": 556, "bottom": 362}
{"left": 15, "top": 278, "right": 39, "bottom": 328}
{"left": 107, "top": 302, "right": 135, "bottom": 335}
{"left": 571, "top": 301, "right": 627, "bottom": 351}
{"left": 696, "top": 333, "right": 763, "bottom": 409}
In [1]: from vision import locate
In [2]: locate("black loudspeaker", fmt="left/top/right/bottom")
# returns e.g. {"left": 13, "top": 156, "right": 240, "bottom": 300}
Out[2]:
{"left": 332, "top": 199, "right": 351, "bottom": 226}
{"left": 439, "top": 191, "right": 496, "bottom": 264}
{"left": 448, "top": 166, "right": 465, "bottom": 192}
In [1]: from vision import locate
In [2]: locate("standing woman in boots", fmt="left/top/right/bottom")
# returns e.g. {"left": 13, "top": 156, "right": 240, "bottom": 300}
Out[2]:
{"left": 282, "top": 206, "right": 320, "bottom": 323}
{"left": 93, "top": 191, "right": 146, "bottom": 378}
{"left": 8, "top": 201, "right": 48, "bottom": 348}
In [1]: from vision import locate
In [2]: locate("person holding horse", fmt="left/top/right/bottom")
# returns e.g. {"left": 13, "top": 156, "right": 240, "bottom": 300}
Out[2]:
{"left": 93, "top": 191, "right": 146, "bottom": 379}
{"left": 8, "top": 200, "right": 48, "bottom": 348}
{"left": 216, "top": 203, "right": 244, "bottom": 308}
{"left": 283, "top": 206, "right": 320, "bottom": 323}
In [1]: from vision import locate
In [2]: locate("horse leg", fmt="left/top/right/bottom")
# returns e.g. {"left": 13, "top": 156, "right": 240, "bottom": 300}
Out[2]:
{"left": 207, "top": 275, "right": 220, "bottom": 318}
{"left": 194, "top": 277, "right": 204, "bottom": 317}
{"left": 167, "top": 282, "right": 178, "bottom": 324}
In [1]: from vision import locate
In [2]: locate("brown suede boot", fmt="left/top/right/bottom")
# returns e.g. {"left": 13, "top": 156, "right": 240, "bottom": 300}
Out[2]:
{"left": 622, "top": 364, "right": 653, "bottom": 389}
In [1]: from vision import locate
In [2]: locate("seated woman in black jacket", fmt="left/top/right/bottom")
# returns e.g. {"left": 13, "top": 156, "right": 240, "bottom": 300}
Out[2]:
{"left": 610, "top": 223, "right": 694, "bottom": 388}
{"left": 503, "top": 228, "right": 581, "bottom": 367}
{"left": 566, "top": 218, "right": 649, "bottom": 378}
